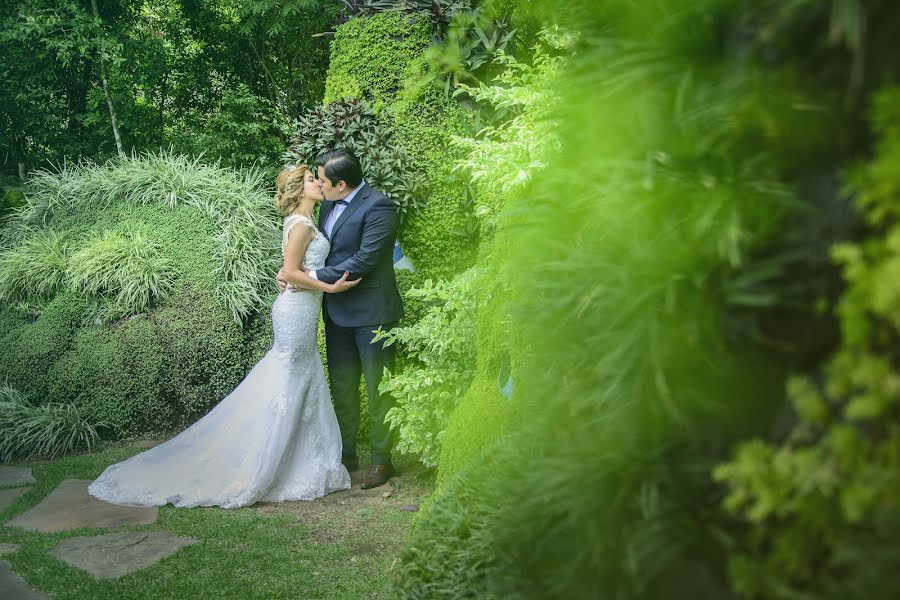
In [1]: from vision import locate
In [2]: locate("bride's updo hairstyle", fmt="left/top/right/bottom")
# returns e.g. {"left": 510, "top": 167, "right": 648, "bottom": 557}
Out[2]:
{"left": 274, "top": 165, "right": 310, "bottom": 216}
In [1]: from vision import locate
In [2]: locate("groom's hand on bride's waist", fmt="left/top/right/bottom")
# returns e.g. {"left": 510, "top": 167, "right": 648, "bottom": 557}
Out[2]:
{"left": 275, "top": 267, "right": 313, "bottom": 293}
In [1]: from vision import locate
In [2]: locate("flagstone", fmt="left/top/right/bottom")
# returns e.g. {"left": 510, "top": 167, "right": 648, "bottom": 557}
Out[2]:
{"left": 49, "top": 531, "right": 198, "bottom": 579}
{"left": 0, "top": 561, "right": 48, "bottom": 599}
{"left": 0, "top": 467, "right": 36, "bottom": 488}
{"left": 0, "top": 487, "right": 31, "bottom": 513}
{"left": 5, "top": 480, "right": 157, "bottom": 533}
{"left": 0, "top": 543, "right": 20, "bottom": 555}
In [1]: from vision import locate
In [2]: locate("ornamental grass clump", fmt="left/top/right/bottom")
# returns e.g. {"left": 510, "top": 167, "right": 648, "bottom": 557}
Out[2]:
{"left": 67, "top": 226, "right": 177, "bottom": 317}
{"left": 0, "top": 383, "right": 105, "bottom": 463}
{"left": 4, "top": 151, "right": 280, "bottom": 323}
{"left": 0, "top": 228, "right": 69, "bottom": 301}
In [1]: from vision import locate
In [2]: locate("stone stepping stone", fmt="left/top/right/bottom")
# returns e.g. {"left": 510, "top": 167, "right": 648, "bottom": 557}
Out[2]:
{"left": 0, "top": 561, "right": 48, "bottom": 599}
{"left": 50, "top": 531, "right": 198, "bottom": 579}
{"left": 0, "top": 487, "right": 31, "bottom": 513}
{"left": 5, "top": 480, "right": 158, "bottom": 533}
{"left": 0, "top": 543, "right": 20, "bottom": 555}
{"left": 0, "top": 467, "right": 36, "bottom": 488}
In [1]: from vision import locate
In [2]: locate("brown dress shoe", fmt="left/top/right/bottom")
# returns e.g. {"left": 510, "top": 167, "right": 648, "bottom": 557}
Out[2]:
{"left": 360, "top": 464, "right": 394, "bottom": 489}
{"left": 341, "top": 456, "right": 359, "bottom": 471}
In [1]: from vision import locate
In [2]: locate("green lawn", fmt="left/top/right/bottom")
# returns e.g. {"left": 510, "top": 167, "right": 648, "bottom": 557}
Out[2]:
{"left": 1, "top": 443, "right": 431, "bottom": 599}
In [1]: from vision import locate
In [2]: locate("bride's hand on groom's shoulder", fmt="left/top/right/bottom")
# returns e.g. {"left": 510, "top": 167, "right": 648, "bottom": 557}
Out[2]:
{"left": 329, "top": 271, "right": 362, "bottom": 293}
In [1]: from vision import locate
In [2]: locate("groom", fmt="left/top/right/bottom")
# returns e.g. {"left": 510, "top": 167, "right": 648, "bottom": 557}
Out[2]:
{"left": 280, "top": 148, "right": 403, "bottom": 489}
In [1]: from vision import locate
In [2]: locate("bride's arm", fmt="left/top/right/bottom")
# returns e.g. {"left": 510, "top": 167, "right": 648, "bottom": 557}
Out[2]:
{"left": 282, "top": 225, "right": 360, "bottom": 293}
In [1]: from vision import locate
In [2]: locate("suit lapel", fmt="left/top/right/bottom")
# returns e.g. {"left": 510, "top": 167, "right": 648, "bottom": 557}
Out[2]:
{"left": 330, "top": 183, "right": 372, "bottom": 241}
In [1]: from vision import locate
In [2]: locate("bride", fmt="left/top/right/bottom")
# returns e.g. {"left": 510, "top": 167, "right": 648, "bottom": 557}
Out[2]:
{"left": 89, "top": 165, "right": 359, "bottom": 509}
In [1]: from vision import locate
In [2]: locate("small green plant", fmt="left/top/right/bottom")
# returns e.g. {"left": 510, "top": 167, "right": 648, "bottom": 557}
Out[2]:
{"left": 374, "top": 268, "right": 478, "bottom": 467}
{"left": 0, "top": 383, "right": 106, "bottom": 463}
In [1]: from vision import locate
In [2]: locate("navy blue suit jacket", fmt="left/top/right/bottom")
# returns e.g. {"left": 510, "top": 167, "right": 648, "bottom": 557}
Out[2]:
{"left": 317, "top": 182, "right": 403, "bottom": 328}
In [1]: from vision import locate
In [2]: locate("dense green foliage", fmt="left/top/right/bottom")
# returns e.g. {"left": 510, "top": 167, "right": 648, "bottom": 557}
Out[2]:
{"left": 0, "top": 0, "right": 337, "bottom": 176}
{"left": 285, "top": 99, "right": 426, "bottom": 225}
{"left": 389, "top": 0, "right": 900, "bottom": 597}
{"left": 715, "top": 86, "right": 900, "bottom": 600}
{"left": 0, "top": 153, "right": 278, "bottom": 437}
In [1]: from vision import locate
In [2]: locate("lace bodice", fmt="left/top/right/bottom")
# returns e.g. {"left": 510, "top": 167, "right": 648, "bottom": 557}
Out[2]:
{"left": 282, "top": 214, "right": 329, "bottom": 271}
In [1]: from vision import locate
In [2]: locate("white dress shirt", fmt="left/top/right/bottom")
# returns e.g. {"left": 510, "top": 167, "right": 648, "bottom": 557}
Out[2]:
{"left": 310, "top": 180, "right": 366, "bottom": 280}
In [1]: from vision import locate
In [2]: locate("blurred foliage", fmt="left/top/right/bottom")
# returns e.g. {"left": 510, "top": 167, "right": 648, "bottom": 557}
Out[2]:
{"left": 391, "top": 0, "right": 900, "bottom": 598}
{"left": 715, "top": 86, "right": 900, "bottom": 600}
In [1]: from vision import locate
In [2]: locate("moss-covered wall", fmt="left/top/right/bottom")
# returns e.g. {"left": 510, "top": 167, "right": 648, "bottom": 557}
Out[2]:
{"left": 323, "top": 12, "right": 476, "bottom": 281}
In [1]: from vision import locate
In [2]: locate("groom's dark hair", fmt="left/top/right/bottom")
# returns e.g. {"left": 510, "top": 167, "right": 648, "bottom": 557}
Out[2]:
{"left": 316, "top": 148, "right": 363, "bottom": 189}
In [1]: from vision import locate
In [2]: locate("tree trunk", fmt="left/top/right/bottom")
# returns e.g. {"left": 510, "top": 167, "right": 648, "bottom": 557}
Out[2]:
{"left": 18, "top": 162, "right": 26, "bottom": 183}
{"left": 90, "top": 0, "right": 124, "bottom": 156}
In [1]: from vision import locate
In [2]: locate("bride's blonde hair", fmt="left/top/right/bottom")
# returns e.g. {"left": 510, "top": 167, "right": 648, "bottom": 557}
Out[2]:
{"left": 274, "top": 165, "right": 310, "bottom": 216}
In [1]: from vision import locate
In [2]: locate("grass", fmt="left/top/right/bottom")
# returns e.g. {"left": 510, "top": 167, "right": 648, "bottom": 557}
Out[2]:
{"left": 0, "top": 442, "right": 432, "bottom": 599}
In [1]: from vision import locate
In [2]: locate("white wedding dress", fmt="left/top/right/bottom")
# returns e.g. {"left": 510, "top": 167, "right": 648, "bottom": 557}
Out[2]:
{"left": 89, "top": 214, "right": 351, "bottom": 509}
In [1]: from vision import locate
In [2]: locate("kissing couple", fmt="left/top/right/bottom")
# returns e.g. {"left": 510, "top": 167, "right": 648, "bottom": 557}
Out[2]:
{"left": 89, "top": 148, "right": 404, "bottom": 508}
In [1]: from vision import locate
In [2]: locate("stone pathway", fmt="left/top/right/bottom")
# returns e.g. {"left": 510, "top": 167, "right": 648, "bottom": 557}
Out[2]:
{"left": 0, "top": 467, "right": 198, "bottom": 589}
{"left": 50, "top": 531, "right": 198, "bottom": 579}
{"left": 6, "top": 479, "right": 158, "bottom": 533}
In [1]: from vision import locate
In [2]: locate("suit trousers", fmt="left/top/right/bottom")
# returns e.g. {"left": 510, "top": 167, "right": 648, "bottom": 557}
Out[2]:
{"left": 324, "top": 312, "right": 397, "bottom": 466}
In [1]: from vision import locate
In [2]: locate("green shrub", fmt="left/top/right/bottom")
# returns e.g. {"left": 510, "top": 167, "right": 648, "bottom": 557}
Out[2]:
{"left": 0, "top": 153, "right": 279, "bottom": 438}
{"left": 67, "top": 225, "right": 177, "bottom": 320}
{"left": 10, "top": 152, "right": 280, "bottom": 323}
{"left": 324, "top": 12, "right": 434, "bottom": 110}
{"left": 0, "top": 383, "right": 106, "bottom": 463}
{"left": 323, "top": 12, "right": 475, "bottom": 280}
{"left": 391, "top": 86, "right": 475, "bottom": 279}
